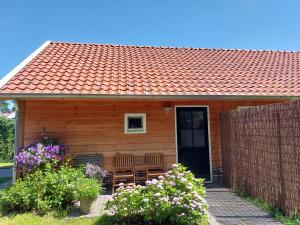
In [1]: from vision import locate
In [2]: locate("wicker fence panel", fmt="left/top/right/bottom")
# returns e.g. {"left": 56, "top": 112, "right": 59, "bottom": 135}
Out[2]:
{"left": 220, "top": 99, "right": 300, "bottom": 216}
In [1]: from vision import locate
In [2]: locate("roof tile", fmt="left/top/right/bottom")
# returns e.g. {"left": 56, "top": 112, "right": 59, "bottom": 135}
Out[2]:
{"left": 1, "top": 42, "right": 300, "bottom": 96}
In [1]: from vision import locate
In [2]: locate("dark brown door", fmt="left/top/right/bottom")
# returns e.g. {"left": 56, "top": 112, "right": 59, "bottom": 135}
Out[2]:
{"left": 176, "top": 107, "right": 210, "bottom": 180}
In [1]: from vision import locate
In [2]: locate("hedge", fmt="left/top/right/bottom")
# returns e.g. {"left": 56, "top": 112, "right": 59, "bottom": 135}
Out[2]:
{"left": 0, "top": 116, "right": 15, "bottom": 162}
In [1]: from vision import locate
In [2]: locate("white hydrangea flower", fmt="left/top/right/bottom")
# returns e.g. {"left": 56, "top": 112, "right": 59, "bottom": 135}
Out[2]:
{"left": 187, "top": 185, "right": 193, "bottom": 190}
{"left": 151, "top": 179, "right": 158, "bottom": 184}
{"left": 180, "top": 177, "right": 187, "bottom": 182}
{"left": 190, "top": 203, "right": 196, "bottom": 208}
{"left": 177, "top": 173, "right": 184, "bottom": 177}
{"left": 157, "top": 184, "right": 164, "bottom": 189}
{"left": 169, "top": 181, "right": 176, "bottom": 186}
{"left": 161, "top": 196, "right": 169, "bottom": 202}
{"left": 173, "top": 197, "right": 180, "bottom": 202}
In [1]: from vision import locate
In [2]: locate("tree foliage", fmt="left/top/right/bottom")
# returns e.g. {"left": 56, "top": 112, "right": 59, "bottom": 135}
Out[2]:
{"left": 0, "top": 116, "right": 15, "bottom": 162}
{"left": 0, "top": 101, "right": 11, "bottom": 113}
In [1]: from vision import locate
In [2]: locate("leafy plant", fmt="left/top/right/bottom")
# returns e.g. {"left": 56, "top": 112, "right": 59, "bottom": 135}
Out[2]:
{"left": 0, "top": 101, "right": 11, "bottom": 113}
{"left": 0, "top": 162, "right": 85, "bottom": 215}
{"left": 106, "top": 164, "right": 208, "bottom": 225}
{"left": 0, "top": 116, "right": 14, "bottom": 162}
{"left": 75, "top": 177, "right": 102, "bottom": 200}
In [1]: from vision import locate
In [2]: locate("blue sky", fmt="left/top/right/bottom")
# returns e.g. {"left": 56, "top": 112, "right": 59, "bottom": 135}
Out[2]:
{"left": 1, "top": 0, "right": 300, "bottom": 78}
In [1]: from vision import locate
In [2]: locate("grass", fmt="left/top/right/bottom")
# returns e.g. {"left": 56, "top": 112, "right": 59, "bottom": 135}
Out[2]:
{"left": 0, "top": 214, "right": 97, "bottom": 225}
{"left": 0, "top": 177, "right": 11, "bottom": 184}
{"left": 0, "top": 213, "right": 210, "bottom": 225}
{"left": 239, "top": 193, "right": 300, "bottom": 225}
{"left": 0, "top": 214, "right": 116, "bottom": 225}
{"left": 0, "top": 163, "right": 13, "bottom": 168}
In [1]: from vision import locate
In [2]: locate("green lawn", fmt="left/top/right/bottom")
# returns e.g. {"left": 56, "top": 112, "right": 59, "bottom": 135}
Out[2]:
{"left": 0, "top": 163, "right": 13, "bottom": 168}
{"left": 239, "top": 194, "right": 300, "bottom": 225}
{"left": 0, "top": 214, "right": 114, "bottom": 225}
{"left": 0, "top": 213, "right": 210, "bottom": 225}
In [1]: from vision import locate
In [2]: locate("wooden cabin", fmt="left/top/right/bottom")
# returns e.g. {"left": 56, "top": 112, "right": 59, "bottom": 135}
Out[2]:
{"left": 0, "top": 41, "right": 297, "bottom": 183}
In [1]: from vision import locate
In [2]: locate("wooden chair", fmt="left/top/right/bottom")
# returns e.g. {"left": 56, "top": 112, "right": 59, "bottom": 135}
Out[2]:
{"left": 112, "top": 154, "right": 135, "bottom": 193}
{"left": 145, "top": 153, "right": 166, "bottom": 181}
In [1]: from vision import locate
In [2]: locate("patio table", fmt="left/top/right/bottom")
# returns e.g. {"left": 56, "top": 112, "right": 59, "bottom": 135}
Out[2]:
{"left": 133, "top": 164, "right": 147, "bottom": 185}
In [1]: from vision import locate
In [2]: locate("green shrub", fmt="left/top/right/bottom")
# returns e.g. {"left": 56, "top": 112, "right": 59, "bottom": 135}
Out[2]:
{"left": 75, "top": 177, "right": 102, "bottom": 200}
{"left": 106, "top": 164, "right": 208, "bottom": 225}
{"left": 0, "top": 162, "right": 85, "bottom": 215}
{"left": 0, "top": 116, "right": 14, "bottom": 162}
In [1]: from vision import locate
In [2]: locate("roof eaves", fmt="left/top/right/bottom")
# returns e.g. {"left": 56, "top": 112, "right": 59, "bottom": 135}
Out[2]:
{"left": 0, "top": 40, "right": 51, "bottom": 89}
{"left": 0, "top": 93, "right": 297, "bottom": 101}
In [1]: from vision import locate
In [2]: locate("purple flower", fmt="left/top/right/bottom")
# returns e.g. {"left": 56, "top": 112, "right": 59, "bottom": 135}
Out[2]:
{"left": 16, "top": 141, "right": 66, "bottom": 172}
{"left": 85, "top": 163, "right": 107, "bottom": 181}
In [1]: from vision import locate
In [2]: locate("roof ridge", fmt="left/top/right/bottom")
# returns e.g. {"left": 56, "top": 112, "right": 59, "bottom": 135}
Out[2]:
{"left": 50, "top": 41, "right": 300, "bottom": 53}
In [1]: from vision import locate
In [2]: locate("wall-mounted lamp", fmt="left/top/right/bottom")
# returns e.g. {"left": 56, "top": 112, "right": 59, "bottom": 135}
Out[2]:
{"left": 163, "top": 103, "right": 173, "bottom": 113}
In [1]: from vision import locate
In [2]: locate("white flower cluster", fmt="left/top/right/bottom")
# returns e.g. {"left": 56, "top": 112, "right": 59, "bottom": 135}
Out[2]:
{"left": 106, "top": 163, "right": 208, "bottom": 225}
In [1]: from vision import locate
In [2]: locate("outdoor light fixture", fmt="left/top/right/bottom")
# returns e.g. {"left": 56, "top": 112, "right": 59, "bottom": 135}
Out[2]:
{"left": 163, "top": 103, "right": 173, "bottom": 113}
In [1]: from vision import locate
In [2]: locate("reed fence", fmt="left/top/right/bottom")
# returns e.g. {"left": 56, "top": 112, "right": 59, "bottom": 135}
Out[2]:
{"left": 220, "top": 99, "right": 300, "bottom": 216}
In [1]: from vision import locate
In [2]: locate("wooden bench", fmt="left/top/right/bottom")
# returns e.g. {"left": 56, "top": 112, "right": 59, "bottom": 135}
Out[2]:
{"left": 74, "top": 154, "right": 104, "bottom": 167}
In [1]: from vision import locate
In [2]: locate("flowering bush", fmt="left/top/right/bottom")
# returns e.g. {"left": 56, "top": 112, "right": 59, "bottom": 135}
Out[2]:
{"left": 106, "top": 164, "right": 208, "bottom": 225}
{"left": 16, "top": 133, "right": 66, "bottom": 172}
{"left": 85, "top": 163, "right": 107, "bottom": 181}
{"left": 0, "top": 162, "right": 84, "bottom": 215}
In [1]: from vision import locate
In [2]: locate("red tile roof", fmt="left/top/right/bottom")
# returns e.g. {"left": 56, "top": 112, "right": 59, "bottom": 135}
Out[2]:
{"left": 0, "top": 41, "right": 299, "bottom": 97}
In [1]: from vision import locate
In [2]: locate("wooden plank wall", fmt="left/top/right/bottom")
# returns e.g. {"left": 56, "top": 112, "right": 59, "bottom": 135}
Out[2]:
{"left": 22, "top": 99, "right": 281, "bottom": 171}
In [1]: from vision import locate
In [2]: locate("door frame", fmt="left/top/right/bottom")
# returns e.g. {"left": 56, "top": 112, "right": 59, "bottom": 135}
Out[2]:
{"left": 174, "top": 105, "right": 213, "bottom": 183}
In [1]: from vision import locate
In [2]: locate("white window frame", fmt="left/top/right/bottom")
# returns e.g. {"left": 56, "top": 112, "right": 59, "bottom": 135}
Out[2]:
{"left": 124, "top": 113, "right": 147, "bottom": 134}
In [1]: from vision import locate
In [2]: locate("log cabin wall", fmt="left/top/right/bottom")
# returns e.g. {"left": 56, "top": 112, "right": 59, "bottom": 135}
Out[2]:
{"left": 22, "top": 99, "right": 282, "bottom": 180}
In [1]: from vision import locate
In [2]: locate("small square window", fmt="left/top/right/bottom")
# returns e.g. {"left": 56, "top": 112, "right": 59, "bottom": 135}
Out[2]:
{"left": 124, "top": 113, "right": 146, "bottom": 134}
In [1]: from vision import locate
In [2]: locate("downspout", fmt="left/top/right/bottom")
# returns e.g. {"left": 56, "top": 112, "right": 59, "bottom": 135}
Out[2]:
{"left": 12, "top": 100, "right": 19, "bottom": 183}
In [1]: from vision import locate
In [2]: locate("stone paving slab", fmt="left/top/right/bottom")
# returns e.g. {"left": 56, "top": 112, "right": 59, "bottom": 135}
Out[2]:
{"left": 206, "top": 185, "right": 282, "bottom": 225}
{"left": 68, "top": 195, "right": 112, "bottom": 218}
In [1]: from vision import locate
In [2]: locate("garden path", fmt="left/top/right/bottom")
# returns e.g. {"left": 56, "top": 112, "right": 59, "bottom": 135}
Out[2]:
{"left": 0, "top": 167, "right": 12, "bottom": 177}
{"left": 0, "top": 167, "right": 12, "bottom": 189}
{"left": 206, "top": 185, "right": 282, "bottom": 225}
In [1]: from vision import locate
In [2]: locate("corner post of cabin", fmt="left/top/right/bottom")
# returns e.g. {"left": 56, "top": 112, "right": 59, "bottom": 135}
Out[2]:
{"left": 12, "top": 99, "right": 25, "bottom": 182}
